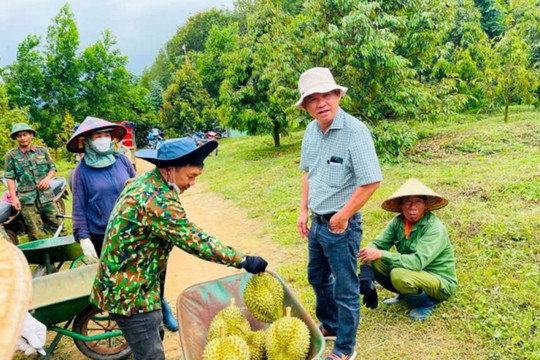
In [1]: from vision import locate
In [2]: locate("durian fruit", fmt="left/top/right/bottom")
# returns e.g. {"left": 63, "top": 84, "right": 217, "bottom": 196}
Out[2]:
{"left": 266, "top": 307, "right": 310, "bottom": 360}
{"left": 208, "top": 298, "right": 251, "bottom": 341}
{"left": 243, "top": 273, "right": 284, "bottom": 323}
{"left": 244, "top": 330, "right": 266, "bottom": 360}
{"left": 203, "top": 327, "right": 251, "bottom": 360}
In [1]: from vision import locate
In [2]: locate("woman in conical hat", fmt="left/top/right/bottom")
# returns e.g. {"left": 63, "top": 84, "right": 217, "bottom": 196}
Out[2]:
{"left": 67, "top": 116, "right": 135, "bottom": 260}
{"left": 358, "top": 178, "right": 457, "bottom": 321}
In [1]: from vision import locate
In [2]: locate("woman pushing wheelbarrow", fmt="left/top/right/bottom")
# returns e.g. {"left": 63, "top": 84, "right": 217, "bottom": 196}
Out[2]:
{"left": 90, "top": 137, "right": 269, "bottom": 360}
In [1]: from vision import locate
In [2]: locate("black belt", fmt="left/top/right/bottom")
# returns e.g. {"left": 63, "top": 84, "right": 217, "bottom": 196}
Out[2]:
{"left": 312, "top": 212, "right": 337, "bottom": 224}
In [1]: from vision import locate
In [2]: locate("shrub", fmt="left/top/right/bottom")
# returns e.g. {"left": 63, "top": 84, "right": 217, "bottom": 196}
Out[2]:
{"left": 371, "top": 121, "right": 418, "bottom": 163}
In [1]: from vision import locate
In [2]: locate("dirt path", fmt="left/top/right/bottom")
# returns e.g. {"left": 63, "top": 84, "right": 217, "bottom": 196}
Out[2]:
{"left": 51, "top": 159, "right": 286, "bottom": 360}
{"left": 136, "top": 159, "right": 287, "bottom": 359}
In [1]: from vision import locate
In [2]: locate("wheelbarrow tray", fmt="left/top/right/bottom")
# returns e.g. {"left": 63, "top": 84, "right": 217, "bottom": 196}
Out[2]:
{"left": 30, "top": 264, "right": 98, "bottom": 325}
{"left": 177, "top": 271, "right": 325, "bottom": 360}
{"left": 18, "top": 235, "right": 82, "bottom": 265}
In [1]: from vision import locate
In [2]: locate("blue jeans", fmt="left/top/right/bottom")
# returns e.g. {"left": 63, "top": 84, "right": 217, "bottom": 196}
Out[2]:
{"left": 111, "top": 310, "right": 165, "bottom": 360}
{"left": 308, "top": 213, "right": 362, "bottom": 355}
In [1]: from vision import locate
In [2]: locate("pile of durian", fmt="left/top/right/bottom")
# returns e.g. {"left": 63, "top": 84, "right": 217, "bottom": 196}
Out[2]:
{"left": 202, "top": 273, "right": 311, "bottom": 360}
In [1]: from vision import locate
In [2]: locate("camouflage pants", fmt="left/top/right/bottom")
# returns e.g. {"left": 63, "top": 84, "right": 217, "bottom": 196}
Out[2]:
{"left": 21, "top": 200, "right": 66, "bottom": 241}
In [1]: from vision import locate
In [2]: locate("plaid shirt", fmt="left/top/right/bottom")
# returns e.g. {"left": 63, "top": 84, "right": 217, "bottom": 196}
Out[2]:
{"left": 300, "top": 108, "right": 382, "bottom": 214}
{"left": 91, "top": 168, "right": 245, "bottom": 316}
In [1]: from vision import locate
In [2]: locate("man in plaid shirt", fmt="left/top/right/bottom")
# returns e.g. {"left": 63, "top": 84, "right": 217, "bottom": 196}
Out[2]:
{"left": 296, "top": 67, "right": 382, "bottom": 360}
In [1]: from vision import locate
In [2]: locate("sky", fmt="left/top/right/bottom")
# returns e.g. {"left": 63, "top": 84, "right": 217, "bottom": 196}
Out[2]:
{"left": 0, "top": 0, "right": 235, "bottom": 75}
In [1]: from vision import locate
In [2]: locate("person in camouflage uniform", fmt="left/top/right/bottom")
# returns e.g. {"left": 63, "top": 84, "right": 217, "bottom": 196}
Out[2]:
{"left": 4, "top": 123, "right": 63, "bottom": 241}
{"left": 91, "top": 137, "right": 268, "bottom": 360}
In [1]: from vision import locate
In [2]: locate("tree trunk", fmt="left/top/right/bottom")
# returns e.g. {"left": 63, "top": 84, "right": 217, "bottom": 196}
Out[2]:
{"left": 272, "top": 122, "right": 280, "bottom": 147}
{"left": 504, "top": 98, "right": 510, "bottom": 123}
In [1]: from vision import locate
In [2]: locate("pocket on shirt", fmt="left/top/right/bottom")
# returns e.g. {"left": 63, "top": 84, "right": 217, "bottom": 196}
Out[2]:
{"left": 35, "top": 156, "right": 49, "bottom": 165}
{"left": 16, "top": 159, "right": 31, "bottom": 170}
{"left": 324, "top": 162, "right": 347, "bottom": 188}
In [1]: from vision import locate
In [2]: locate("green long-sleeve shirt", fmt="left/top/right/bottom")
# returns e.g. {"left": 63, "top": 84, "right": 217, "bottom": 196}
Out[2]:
{"left": 368, "top": 212, "right": 457, "bottom": 297}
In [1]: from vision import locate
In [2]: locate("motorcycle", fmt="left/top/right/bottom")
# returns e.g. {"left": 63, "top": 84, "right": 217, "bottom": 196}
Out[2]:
{"left": 147, "top": 128, "right": 165, "bottom": 150}
{"left": 0, "top": 177, "right": 69, "bottom": 245}
{"left": 205, "top": 130, "right": 225, "bottom": 140}
{"left": 148, "top": 136, "right": 164, "bottom": 150}
{"left": 193, "top": 132, "right": 218, "bottom": 156}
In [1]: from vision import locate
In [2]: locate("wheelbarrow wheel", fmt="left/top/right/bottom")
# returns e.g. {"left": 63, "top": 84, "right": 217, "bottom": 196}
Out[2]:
{"left": 73, "top": 305, "right": 131, "bottom": 360}
{"left": 56, "top": 198, "right": 66, "bottom": 215}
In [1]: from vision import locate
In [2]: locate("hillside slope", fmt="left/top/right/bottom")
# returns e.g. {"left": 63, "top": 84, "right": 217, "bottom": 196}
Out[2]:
{"left": 202, "top": 110, "right": 539, "bottom": 359}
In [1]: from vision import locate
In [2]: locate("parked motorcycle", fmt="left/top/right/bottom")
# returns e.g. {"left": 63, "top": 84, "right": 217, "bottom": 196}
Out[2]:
{"left": 0, "top": 177, "right": 69, "bottom": 245}
{"left": 148, "top": 136, "right": 164, "bottom": 150}
{"left": 193, "top": 132, "right": 218, "bottom": 155}
{"left": 147, "top": 128, "right": 165, "bottom": 149}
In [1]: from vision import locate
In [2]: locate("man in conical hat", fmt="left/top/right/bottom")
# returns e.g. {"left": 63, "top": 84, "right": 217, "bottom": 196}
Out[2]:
{"left": 358, "top": 178, "right": 457, "bottom": 320}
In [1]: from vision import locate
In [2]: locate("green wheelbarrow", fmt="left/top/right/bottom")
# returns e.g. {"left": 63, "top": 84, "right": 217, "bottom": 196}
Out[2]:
{"left": 30, "top": 263, "right": 131, "bottom": 360}
{"left": 176, "top": 271, "right": 325, "bottom": 360}
{"left": 18, "top": 235, "right": 87, "bottom": 276}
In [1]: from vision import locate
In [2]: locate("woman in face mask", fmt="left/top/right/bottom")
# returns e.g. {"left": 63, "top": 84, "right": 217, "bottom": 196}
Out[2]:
{"left": 66, "top": 117, "right": 180, "bottom": 332}
{"left": 66, "top": 117, "right": 136, "bottom": 260}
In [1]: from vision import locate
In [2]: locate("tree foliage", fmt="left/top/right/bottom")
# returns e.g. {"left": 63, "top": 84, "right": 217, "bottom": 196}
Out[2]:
{"left": 2, "top": 0, "right": 538, "bottom": 153}
{"left": 219, "top": 0, "right": 303, "bottom": 146}
{"left": 139, "top": 49, "right": 173, "bottom": 90}
{"left": 79, "top": 30, "right": 149, "bottom": 122}
{"left": 166, "top": 8, "right": 234, "bottom": 69}
{"left": 137, "top": 0, "right": 538, "bottom": 147}
{"left": 42, "top": 3, "right": 81, "bottom": 141}
{"left": 3, "top": 35, "right": 45, "bottom": 124}
{"left": 1, "top": 4, "right": 152, "bottom": 146}
{"left": 474, "top": 0, "right": 506, "bottom": 38}
{"left": 0, "top": 83, "right": 28, "bottom": 165}
{"left": 159, "top": 60, "right": 217, "bottom": 136}
{"left": 486, "top": 29, "right": 539, "bottom": 121}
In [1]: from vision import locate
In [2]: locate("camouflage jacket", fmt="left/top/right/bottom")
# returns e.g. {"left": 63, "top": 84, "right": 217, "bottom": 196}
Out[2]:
{"left": 4, "top": 146, "right": 57, "bottom": 204}
{"left": 90, "top": 168, "right": 245, "bottom": 316}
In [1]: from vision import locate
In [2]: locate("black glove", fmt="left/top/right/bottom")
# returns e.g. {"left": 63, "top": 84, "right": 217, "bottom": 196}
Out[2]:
{"left": 359, "top": 265, "right": 378, "bottom": 309}
{"left": 242, "top": 256, "right": 268, "bottom": 274}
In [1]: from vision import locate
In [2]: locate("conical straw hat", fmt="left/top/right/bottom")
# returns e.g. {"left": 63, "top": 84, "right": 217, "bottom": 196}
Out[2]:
{"left": 0, "top": 231, "right": 32, "bottom": 359}
{"left": 382, "top": 178, "right": 448, "bottom": 212}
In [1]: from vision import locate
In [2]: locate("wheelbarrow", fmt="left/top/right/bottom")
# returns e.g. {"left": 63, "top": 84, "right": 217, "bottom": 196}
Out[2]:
{"left": 18, "top": 235, "right": 86, "bottom": 276}
{"left": 30, "top": 263, "right": 131, "bottom": 360}
{"left": 176, "top": 271, "right": 325, "bottom": 360}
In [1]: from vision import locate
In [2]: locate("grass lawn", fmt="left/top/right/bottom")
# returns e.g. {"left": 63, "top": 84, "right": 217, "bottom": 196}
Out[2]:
{"left": 200, "top": 109, "right": 539, "bottom": 360}
{"left": 1, "top": 109, "right": 537, "bottom": 359}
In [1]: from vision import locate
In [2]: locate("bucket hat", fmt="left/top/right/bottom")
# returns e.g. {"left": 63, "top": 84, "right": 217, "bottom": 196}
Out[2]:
{"left": 382, "top": 178, "right": 448, "bottom": 212}
{"left": 295, "top": 67, "right": 348, "bottom": 109}
{"left": 135, "top": 137, "right": 217, "bottom": 168}
{"left": 10, "top": 123, "right": 36, "bottom": 139}
{"left": 66, "top": 116, "right": 127, "bottom": 153}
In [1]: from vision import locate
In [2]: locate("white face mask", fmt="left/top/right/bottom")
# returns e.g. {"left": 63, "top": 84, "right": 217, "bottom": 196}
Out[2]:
{"left": 167, "top": 168, "right": 182, "bottom": 200}
{"left": 92, "top": 137, "right": 112, "bottom": 152}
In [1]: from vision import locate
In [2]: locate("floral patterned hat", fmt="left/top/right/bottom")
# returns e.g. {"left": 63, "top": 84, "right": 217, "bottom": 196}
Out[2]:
{"left": 66, "top": 116, "right": 127, "bottom": 153}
